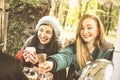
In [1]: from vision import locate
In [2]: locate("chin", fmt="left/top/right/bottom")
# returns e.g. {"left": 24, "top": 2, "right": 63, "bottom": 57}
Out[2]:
{"left": 84, "top": 40, "right": 90, "bottom": 43}
{"left": 41, "top": 42, "right": 47, "bottom": 45}
{"left": 41, "top": 41, "right": 50, "bottom": 45}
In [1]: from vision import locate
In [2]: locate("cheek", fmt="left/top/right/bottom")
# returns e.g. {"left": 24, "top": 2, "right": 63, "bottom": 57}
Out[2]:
{"left": 49, "top": 34, "right": 53, "bottom": 40}
{"left": 94, "top": 28, "right": 99, "bottom": 34}
{"left": 47, "top": 34, "right": 53, "bottom": 41}
{"left": 37, "top": 32, "right": 42, "bottom": 42}
{"left": 37, "top": 32, "right": 40, "bottom": 38}
{"left": 92, "top": 30, "right": 99, "bottom": 38}
{"left": 80, "top": 31, "right": 83, "bottom": 36}
{"left": 46, "top": 36, "right": 53, "bottom": 44}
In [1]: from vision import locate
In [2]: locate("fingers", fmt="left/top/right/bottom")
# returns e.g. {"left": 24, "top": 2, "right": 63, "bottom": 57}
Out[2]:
{"left": 23, "top": 50, "right": 29, "bottom": 57}
{"left": 23, "top": 50, "right": 38, "bottom": 64}
{"left": 29, "top": 55, "right": 38, "bottom": 64}
{"left": 23, "top": 50, "right": 31, "bottom": 62}
{"left": 30, "top": 53, "right": 38, "bottom": 61}
{"left": 38, "top": 63, "right": 48, "bottom": 74}
{"left": 38, "top": 61, "right": 54, "bottom": 74}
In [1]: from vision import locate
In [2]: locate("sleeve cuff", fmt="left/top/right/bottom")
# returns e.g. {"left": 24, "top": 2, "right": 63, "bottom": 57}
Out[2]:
{"left": 47, "top": 57, "right": 57, "bottom": 73}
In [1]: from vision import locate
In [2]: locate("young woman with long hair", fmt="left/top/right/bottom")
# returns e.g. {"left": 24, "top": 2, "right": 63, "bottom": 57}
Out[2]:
{"left": 38, "top": 13, "right": 114, "bottom": 80}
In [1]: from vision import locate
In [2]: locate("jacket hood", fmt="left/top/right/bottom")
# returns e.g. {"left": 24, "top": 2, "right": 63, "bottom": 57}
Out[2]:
{"left": 63, "top": 36, "right": 76, "bottom": 48}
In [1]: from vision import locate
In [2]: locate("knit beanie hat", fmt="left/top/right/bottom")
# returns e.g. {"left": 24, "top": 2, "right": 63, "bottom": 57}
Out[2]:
{"left": 35, "top": 16, "right": 61, "bottom": 38}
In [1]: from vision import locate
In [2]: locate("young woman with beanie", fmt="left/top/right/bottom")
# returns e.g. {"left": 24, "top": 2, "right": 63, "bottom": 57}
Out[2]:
{"left": 38, "top": 13, "right": 114, "bottom": 80}
{"left": 16, "top": 16, "right": 66, "bottom": 80}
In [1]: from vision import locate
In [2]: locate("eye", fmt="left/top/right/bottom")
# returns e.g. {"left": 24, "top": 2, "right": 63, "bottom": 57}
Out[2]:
{"left": 88, "top": 27, "right": 92, "bottom": 29}
{"left": 38, "top": 28, "right": 43, "bottom": 32}
{"left": 87, "top": 24, "right": 92, "bottom": 29}
{"left": 46, "top": 30, "right": 52, "bottom": 34}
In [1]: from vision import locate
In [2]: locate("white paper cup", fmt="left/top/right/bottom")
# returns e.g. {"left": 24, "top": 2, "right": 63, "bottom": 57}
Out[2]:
{"left": 25, "top": 47, "right": 36, "bottom": 54}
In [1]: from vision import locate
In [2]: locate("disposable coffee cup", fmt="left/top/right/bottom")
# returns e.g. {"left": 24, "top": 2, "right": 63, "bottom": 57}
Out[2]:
{"left": 25, "top": 47, "right": 36, "bottom": 54}
{"left": 25, "top": 47, "right": 36, "bottom": 62}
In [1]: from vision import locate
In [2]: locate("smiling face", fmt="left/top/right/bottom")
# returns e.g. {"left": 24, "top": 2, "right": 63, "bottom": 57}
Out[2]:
{"left": 80, "top": 18, "right": 99, "bottom": 44}
{"left": 37, "top": 25, "right": 53, "bottom": 45}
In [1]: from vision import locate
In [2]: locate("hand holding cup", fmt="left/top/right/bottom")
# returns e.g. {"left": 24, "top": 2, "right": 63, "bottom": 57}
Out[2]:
{"left": 23, "top": 47, "right": 38, "bottom": 64}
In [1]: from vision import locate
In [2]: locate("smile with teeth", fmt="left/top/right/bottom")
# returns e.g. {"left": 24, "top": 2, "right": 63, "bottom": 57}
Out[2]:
{"left": 83, "top": 35, "right": 89, "bottom": 38}
{"left": 41, "top": 37, "right": 48, "bottom": 42}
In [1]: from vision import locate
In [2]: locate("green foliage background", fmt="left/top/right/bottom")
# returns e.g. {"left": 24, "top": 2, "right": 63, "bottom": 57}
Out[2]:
{"left": 5, "top": 0, "right": 119, "bottom": 56}
{"left": 7, "top": 0, "right": 51, "bottom": 56}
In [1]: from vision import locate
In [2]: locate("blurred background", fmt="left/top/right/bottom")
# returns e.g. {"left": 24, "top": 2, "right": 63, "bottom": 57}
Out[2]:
{"left": 0, "top": 0, "right": 119, "bottom": 56}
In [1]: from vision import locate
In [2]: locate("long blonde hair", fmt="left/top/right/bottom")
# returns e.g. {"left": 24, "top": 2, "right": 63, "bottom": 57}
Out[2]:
{"left": 76, "top": 13, "right": 105, "bottom": 69}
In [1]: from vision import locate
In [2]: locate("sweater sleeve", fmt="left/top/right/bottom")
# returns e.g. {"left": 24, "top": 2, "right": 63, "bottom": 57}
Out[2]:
{"left": 21, "top": 36, "right": 35, "bottom": 67}
{"left": 47, "top": 46, "right": 76, "bottom": 72}
{"left": 22, "top": 36, "right": 33, "bottom": 50}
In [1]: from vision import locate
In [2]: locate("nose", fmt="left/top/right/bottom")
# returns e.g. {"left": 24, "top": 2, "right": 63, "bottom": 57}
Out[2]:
{"left": 40, "top": 32, "right": 46, "bottom": 37}
{"left": 83, "top": 28, "right": 88, "bottom": 34}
